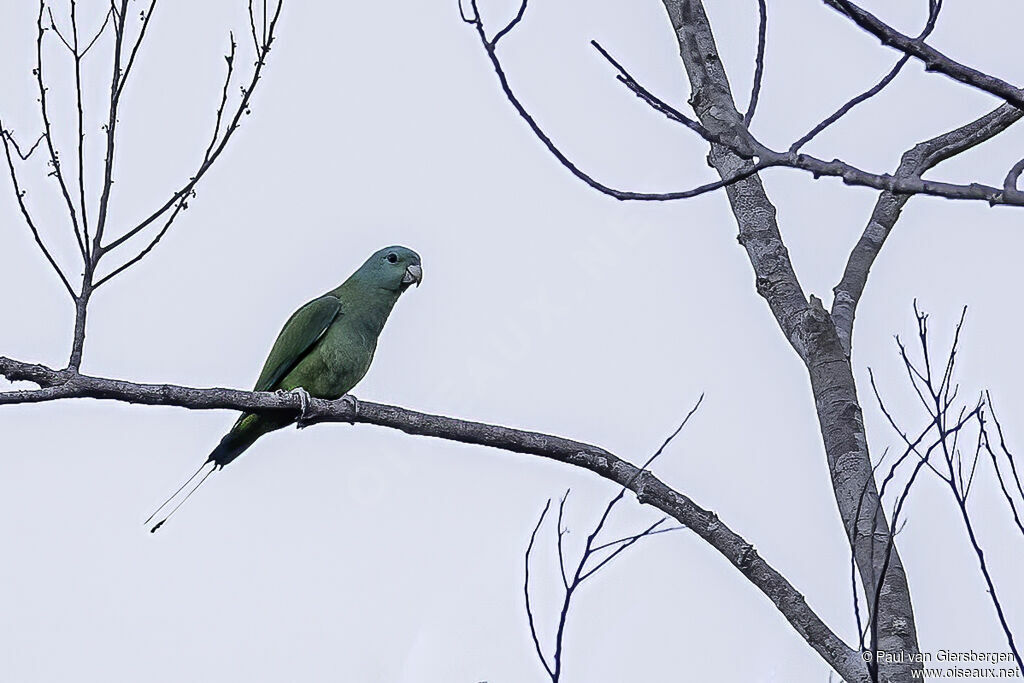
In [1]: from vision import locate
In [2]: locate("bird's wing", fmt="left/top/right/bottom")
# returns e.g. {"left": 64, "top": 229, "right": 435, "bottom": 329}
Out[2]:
{"left": 252, "top": 295, "right": 342, "bottom": 392}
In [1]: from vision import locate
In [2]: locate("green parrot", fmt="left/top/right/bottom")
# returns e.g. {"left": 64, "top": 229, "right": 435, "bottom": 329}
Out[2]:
{"left": 147, "top": 245, "right": 423, "bottom": 532}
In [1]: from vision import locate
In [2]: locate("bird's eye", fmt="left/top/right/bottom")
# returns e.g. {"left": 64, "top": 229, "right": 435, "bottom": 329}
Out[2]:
{"left": 386, "top": 252, "right": 398, "bottom": 263}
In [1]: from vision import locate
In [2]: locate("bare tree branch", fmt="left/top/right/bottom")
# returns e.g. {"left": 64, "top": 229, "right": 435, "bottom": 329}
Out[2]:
{"left": 524, "top": 498, "right": 555, "bottom": 679}
{"left": 1004, "top": 158, "right": 1024, "bottom": 193}
{"left": 70, "top": 0, "right": 93, "bottom": 260}
{"left": 0, "top": 1, "right": 285, "bottom": 369}
{"left": 461, "top": 0, "right": 776, "bottom": 201}
{"left": 93, "top": 194, "right": 188, "bottom": 288}
{"left": 0, "top": 126, "right": 77, "bottom": 299}
{"left": 591, "top": 39, "right": 1024, "bottom": 208}
{"left": 491, "top": 0, "right": 528, "bottom": 47}
{"left": 468, "top": 1, "right": 1024, "bottom": 209}
{"left": 81, "top": 8, "right": 114, "bottom": 57}
{"left": 114, "top": 0, "right": 158, "bottom": 101}
{"left": 36, "top": 0, "right": 88, "bottom": 261}
{"left": 660, "top": 2, "right": 923, "bottom": 678}
{"left": 823, "top": 0, "right": 1024, "bottom": 110}
{"left": 742, "top": 0, "right": 767, "bottom": 126}
{"left": 832, "top": 103, "right": 1022, "bottom": 352}
{"left": 0, "top": 354, "right": 869, "bottom": 683}
{"left": 870, "top": 309, "right": 1023, "bottom": 675}
{"left": 981, "top": 394, "right": 1024, "bottom": 539}
{"left": 46, "top": 7, "right": 74, "bottom": 52}
{"left": 522, "top": 396, "right": 724, "bottom": 682}
{"left": 1, "top": 130, "right": 46, "bottom": 161}
{"left": 101, "top": 0, "right": 283, "bottom": 255}
{"left": 792, "top": 0, "right": 943, "bottom": 153}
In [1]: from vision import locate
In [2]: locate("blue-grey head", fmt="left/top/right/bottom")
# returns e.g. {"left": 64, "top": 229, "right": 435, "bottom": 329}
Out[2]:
{"left": 356, "top": 246, "right": 423, "bottom": 293}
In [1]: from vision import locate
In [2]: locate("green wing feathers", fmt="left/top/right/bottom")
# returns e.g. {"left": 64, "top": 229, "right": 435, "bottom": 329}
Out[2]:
{"left": 253, "top": 295, "right": 342, "bottom": 392}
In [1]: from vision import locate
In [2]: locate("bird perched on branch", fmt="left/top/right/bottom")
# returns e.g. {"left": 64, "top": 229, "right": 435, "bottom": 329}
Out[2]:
{"left": 147, "top": 245, "right": 423, "bottom": 532}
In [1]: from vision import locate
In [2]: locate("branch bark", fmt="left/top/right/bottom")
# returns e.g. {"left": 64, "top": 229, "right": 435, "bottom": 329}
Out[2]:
{"left": 0, "top": 354, "right": 869, "bottom": 683}
{"left": 661, "top": 1, "right": 920, "bottom": 678}
{"left": 833, "top": 103, "right": 1022, "bottom": 352}
{"left": 824, "top": 0, "right": 1024, "bottom": 110}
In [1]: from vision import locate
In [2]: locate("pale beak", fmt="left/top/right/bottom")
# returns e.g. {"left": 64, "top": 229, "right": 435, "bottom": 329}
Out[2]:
{"left": 402, "top": 263, "right": 423, "bottom": 287}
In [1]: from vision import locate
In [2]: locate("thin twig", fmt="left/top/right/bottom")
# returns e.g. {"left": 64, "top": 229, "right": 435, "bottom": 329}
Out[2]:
{"left": 491, "top": 0, "right": 528, "bottom": 46}
{"left": 36, "top": 0, "right": 88, "bottom": 261}
{"left": 1, "top": 131, "right": 46, "bottom": 161}
{"left": 102, "top": 0, "right": 284, "bottom": 255}
{"left": 792, "top": 0, "right": 942, "bottom": 152}
{"left": 71, "top": 0, "right": 93, "bottom": 260}
{"left": 0, "top": 127, "right": 77, "bottom": 299}
{"left": 824, "top": 0, "right": 1024, "bottom": 110}
{"left": 743, "top": 0, "right": 767, "bottom": 126}
{"left": 81, "top": 8, "right": 114, "bottom": 57}
{"left": 524, "top": 499, "right": 555, "bottom": 679}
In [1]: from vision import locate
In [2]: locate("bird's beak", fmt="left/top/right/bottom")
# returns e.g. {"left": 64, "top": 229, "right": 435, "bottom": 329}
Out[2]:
{"left": 402, "top": 263, "right": 423, "bottom": 288}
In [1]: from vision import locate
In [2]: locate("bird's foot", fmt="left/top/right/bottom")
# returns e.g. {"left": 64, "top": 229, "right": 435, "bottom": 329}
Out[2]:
{"left": 283, "top": 387, "right": 313, "bottom": 429}
{"left": 340, "top": 394, "right": 358, "bottom": 424}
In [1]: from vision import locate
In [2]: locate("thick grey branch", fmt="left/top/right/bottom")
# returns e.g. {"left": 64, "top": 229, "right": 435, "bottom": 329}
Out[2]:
{"left": 0, "top": 354, "right": 867, "bottom": 683}
{"left": 662, "top": 1, "right": 919, "bottom": 678}
{"left": 833, "top": 103, "right": 1023, "bottom": 352}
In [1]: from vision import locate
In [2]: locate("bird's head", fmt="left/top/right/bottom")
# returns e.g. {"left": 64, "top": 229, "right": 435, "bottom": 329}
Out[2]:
{"left": 360, "top": 245, "right": 423, "bottom": 293}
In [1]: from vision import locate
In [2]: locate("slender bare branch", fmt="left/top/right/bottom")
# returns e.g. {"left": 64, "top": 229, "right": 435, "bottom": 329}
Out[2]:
{"left": 203, "top": 34, "right": 237, "bottom": 163}
{"left": 36, "top": 0, "right": 88, "bottom": 261}
{"left": 70, "top": 0, "right": 92, "bottom": 260}
{"left": 832, "top": 103, "right": 1022, "bottom": 352}
{"left": 491, "top": 0, "right": 528, "bottom": 46}
{"left": 980, "top": 395, "right": 1024, "bottom": 539}
{"left": 524, "top": 499, "right": 555, "bottom": 679}
{"left": 2, "top": 131, "right": 46, "bottom": 161}
{"left": 589, "top": 524, "right": 687, "bottom": 552}
{"left": 824, "top": 0, "right": 1024, "bottom": 109}
{"left": 556, "top": 490, "right": 570, "bottom": 590}
{"left": 91, "top": 0, "right": 130, "bottom": 260}
{"left": 102, "top": 0, "right": 283, "bottom": 255}
{"left": 871, "top": 309, "right": 1023, "bottom": 674}
{"left": 527, "top": 397, "right": 704, "bottom": 682}
{"left": 469, "top": 0, "right": 1024, "bottom": 209}
{"left": 46, "top": 7, "right": 74, "bottom": 52}
{"left": 81, "top": 8, "right": 114, "bottom": 57}
{"left": 93, "top": 194, "right": 188, "bottom": 287}
{"left": 0, "top": 127, "right": 77, "bottom": 299}
{"left": 248, "top": 0, "right": 261, "bottom": 54}
{"left": 792, "top": 0, "right": 943, "bottom": 153}
{"left": 0, "top": 354, "right": 868, "bottom": 683}
{"left": 114, "top": 0, "right": 158, "bottom": 100}
{"left": 462, "top": 0, "right": 774, "bottom": 201}
{"left": 1004, "top": 158, "right": 1024, "bottom": 193}
{"left": 578, "top": 517, "right": 668, "bottom": 582}
{"left": 742, "top": 0, "right": 767, "bottom": 126}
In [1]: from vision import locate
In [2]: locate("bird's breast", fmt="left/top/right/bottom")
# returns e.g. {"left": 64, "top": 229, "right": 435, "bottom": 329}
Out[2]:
{"left": 316, "top": 320, "right": 376, "bottom": 395}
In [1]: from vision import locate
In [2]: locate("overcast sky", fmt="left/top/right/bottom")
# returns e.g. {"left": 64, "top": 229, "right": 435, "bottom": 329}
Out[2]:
{"left": 1, "top": 0, "right": 1023, "bottom": 681}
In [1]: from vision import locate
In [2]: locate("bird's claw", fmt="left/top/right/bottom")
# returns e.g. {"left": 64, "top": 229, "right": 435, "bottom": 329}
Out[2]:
{"left": 340, "top": 394, "right": 358, "bottom": 424}
{"left": 282, "top": 387, "right": 312, "bottom": 429}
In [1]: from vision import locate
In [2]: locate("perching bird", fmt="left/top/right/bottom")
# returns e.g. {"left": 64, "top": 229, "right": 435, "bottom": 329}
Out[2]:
{"left": 147, "top": 246, "right": 423, "bottom": 532}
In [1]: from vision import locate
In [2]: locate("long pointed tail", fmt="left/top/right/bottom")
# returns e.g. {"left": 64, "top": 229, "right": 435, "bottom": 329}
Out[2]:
{"left": 146, "top": 415, "right": 277, "bottom": 533}
{"left": 146, "top": 460, "right": 217, "bottom": 533}
{"left": 146, "top": 431, "right": 256, "bottom": 533}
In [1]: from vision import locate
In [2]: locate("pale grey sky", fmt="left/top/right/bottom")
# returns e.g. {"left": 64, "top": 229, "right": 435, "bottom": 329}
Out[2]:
{"left": 1, "top": 0, "right": 1022, "bottom": 681}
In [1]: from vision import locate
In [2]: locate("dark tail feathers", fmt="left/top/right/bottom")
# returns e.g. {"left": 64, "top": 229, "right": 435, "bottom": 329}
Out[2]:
{"left": 146, "top": 433, "right": 257, "bottom": 533}
{"left": 208, "top": 428, "right": 258, "bottom": 468}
